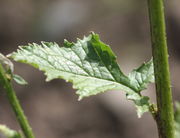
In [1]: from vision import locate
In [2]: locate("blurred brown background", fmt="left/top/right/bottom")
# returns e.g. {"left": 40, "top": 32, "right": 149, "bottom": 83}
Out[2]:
{"left": 0, "top": 0, "right": 180, "bottom": 138}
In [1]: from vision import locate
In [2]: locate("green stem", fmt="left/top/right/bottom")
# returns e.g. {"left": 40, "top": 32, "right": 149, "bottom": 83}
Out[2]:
{"left": 0, "top": 64, "right": 35, "bottom": 138}
{"left": 147, "top": 0, "right": 174, "bottom": 138}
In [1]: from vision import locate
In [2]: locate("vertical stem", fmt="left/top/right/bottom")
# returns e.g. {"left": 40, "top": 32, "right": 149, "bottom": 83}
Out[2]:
{"left": 147, "top": 0, "right": 174, "bottom": 138}
{"left": 0, "top": 64, "right": 35, "bottom": 138}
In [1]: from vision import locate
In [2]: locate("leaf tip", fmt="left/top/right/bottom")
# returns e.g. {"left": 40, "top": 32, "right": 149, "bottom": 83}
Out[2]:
{"left": 78, "top": 97, "right": 82, "bottom": 101}
{"left": 90, "top": 31, "right": 95, "bottom": 35}
{"left": 63, "top": 39, "right": 73, "bottom": 48}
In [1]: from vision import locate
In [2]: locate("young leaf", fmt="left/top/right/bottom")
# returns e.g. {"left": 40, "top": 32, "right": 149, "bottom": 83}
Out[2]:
{"left": 0, "top": 53, "right": 14, "bottom": 80}
{"left": 0, "top": 53, "right": 14, "bottom": 73}
{"left": 10, "top": 32, "right": 154, "bottom": 117}
{"left": 175, "top": 102, "right": 180, "bottom": 138}
{"left": 13, "top": 74, "right": 28, "bottom": 85}
{"left": 0, "top": 53, "right": 27, "bottom": 85}
{"left": 0, "top": 125, "right": 22, "bottom": 138}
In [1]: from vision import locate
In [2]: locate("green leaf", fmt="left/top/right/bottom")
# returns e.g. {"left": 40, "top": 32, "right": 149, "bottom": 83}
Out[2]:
{"left": 175, "top": 102, "right": 180, "bottom": 138}
{"left": 13, "top": 74, "right": 28, "bottom": 85}
{"left": 0, "top": 125, "right": 22, "bottom": 138}
{"left": 128, "top": 59, "right": 154, "bottom": 92}
{"left": 10, "top": 32, "right": 154, "bottom": 117}
{"left": 126, "top": 91, "right": 150, "bottom": 117}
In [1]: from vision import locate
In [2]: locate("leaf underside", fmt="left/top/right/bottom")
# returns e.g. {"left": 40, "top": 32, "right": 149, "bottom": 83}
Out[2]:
{"left": 10, "top": 32, "right": 154, "bottom": 117}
